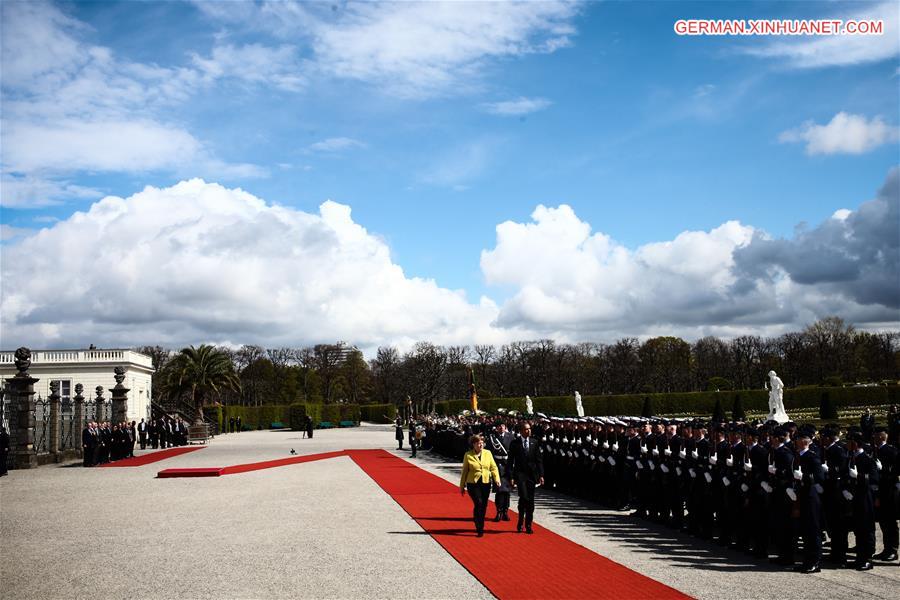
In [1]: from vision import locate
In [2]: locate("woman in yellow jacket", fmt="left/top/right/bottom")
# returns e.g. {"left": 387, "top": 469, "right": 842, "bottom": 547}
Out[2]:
{"left": 460, "top": 433, "right": 501, "bottom": 537}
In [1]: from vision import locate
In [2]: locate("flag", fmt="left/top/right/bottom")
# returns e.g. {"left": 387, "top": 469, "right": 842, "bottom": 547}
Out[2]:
{"left": 468, "top": 367, "right": 478, "bottom": 413}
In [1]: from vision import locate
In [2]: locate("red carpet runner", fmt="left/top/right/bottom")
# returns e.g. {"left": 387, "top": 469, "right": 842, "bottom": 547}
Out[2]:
{"left": 157, "top": 449, "right": 690, "bottom": 599}
{"left": 347, "top": 449, "right": 689, "bottom": 600}
{"left": 101, "top": 446, "right": 203, "bottom": 467}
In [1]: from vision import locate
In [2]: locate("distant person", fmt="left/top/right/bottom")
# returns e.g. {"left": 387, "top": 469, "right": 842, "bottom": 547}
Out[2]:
{"left": 236, "top": 416, "right": 242, "bottom": 433}
{"left": 459, "top": 434, "right": 500, "bottom": 537}
{"left": 138, "top": 418, "right": 148, "bottom": 450}
{"left": 860, "top": 408, "right": 875, "bottom": 443}
{"left": 394, "top": 417, "right": 404, "bottom": 450}
{"left": 409, "top": 419, "right": 418, "bottom": 458}
{"left": 1, "top": 425, "right": 10, "bottom": 476}
{"left": 229, "top": 416, "right": 235, "bottom": 434}
{"left": 305, "top": 415, "right": 314, "bottom": 439}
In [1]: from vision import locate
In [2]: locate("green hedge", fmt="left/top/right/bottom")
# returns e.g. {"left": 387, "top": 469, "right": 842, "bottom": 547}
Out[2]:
{"left": 288, "top": 403, "right": 359, "bottom": 429}
{"left": 442, "top": 385, "right": 899, "bottom": 417}
{"left": 289, "top": 403, "right": 321, "bottom": 430}
{"left": 360, "top": 404, "right": 396, "bottom": 423}
{"left": 222, "top": 405, "right": 292, "bottom": 430}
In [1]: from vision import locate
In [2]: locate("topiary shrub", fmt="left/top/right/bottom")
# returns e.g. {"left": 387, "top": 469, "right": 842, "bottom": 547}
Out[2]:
{"left": 819, "top": 391, "right": 838, "bottom": 420}
{"left": 712, "top": 397, "right": 725, "bottom": 422}
{"left": 641, "top": 396, "right": 653, "bottom": 418}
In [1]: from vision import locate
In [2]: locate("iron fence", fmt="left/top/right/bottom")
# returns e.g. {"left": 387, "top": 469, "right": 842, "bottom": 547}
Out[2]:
{"left": 33, "top": 396, "right": 49, "bottom": 455}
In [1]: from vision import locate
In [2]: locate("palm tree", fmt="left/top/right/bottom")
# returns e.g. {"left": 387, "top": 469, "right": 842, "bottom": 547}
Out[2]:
{"left": 163, "top": 345, "right": 240, "bottom": 423}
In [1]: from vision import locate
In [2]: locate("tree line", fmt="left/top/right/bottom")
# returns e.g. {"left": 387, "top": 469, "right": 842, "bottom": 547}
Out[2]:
{"left": 138, "top": 317, "right": 898, "bottom": 415}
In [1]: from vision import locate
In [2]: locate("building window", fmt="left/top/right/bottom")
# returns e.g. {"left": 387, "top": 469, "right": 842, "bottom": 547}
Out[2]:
{"left": 52, "top": 380, "right": 72, "bottom": 411}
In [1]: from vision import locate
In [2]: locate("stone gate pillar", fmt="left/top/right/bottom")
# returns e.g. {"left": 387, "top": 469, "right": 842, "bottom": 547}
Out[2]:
{"left": 73, "top": 384, "right": 85, "bottom": 458}
{"left": 49, "top": 380, "right": 60, "bottom": 457}
{"left": 111, "top": 366, "right": 130, "bottom": 424}
{"left": 4, "top": 347, "right": 38, "bottom": 469}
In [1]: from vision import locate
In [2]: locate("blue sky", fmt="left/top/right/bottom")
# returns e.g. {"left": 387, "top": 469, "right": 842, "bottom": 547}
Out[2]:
{"left": 1, "top": 1, "right": 897, "bottom": 351}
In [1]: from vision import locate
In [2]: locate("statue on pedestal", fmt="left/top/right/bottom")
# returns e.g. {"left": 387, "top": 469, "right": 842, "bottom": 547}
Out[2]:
{"left": 765, "top": 370, "right": 789, "bottom": 424}
{"left": 525, "top": 395, "right": 533, "bottom": 415}
{"left": 575, "top": 391, "right": 584, "bottom": 417}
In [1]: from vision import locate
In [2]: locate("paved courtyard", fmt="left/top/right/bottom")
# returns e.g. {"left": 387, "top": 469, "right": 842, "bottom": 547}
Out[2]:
{"left": 2, "top": 425, "right": 897, "bottom": 599}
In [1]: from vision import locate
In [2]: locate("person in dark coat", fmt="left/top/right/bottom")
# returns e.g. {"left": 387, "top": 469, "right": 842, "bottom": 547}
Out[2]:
{"left": 236, "top": 416, "right": 242, "bottom": 432}
{"left": 409, "top": 419, "right": 418, "bottom": 458}
{"left": 0, "top": 425, "right": 10, "bottom": 476}
{"left": 148, "top": 418, "right": 158, "bottom": 449}
{"left": 488, "top": 421, "right": 514, "bottom": 521}
{"left": 509, "top": 421, "right": 544, "bottom": 534}
{"left": 847, "top": 431, "right": 878, "bottom": 570}
{"left": 794, "top": 427, "right": 824, "bottom": 573}
{"left": 873, "top": 428, "right": 899, "bottom": 561}
{"left": 821, "top": 427, "right": 850, "bottom": 565}
{"left": 394, "top": 417, "right": 404, "bottom": 450}
{"left": 305, "top": 415, "right": 314, "bottom": 439}
{"left": 860, "top": 409, "right": 875, "bottom": 444}
{"left": 229, "top": 416, "right": 235, "bottom": 434}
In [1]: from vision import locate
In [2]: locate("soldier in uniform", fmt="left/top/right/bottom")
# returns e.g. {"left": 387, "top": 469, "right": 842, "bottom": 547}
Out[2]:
{"left": 846, "top": 431, "right": 878, "bottom": 570}
{"left": 794, "top": 427, "right": 824, "bottom": 573}
{"left": 873, "top": 428, "right": 898, "bottom": 562}
{"left": 821, "top": 426, "right": 850, "bottom": 565}
{"left": 769, "top": 426, "right": 795, "bottom": 566}
{"left": 488, "top": 421, "right": 514, "bottom": 521}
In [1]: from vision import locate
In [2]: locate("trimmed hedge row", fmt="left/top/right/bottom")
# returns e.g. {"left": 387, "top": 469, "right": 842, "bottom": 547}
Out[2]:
{"left": 288, "top": 403, "right": 360, "bottom": 430}
{"left": 438, "top": 386, "right": 899, "bottom": 417}
{"left": 220, "top": 404, "right": 292, "bottom": 430}
{"left": 360, "top": 404, "right": 397, "bottom": 424}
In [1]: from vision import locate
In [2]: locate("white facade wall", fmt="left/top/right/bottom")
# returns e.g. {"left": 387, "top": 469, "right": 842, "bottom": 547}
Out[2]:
{"left": 0, "top": 349, "right": 153, "bottom": 422}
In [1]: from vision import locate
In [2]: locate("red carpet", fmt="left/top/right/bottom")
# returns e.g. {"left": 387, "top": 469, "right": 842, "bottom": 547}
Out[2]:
{"left": 100, "top": 446, "right": 203, "bottom": 467}
{"left": 156, "top": 448, "right": 690, "bottom": 599}
{"left": 347, "top": 450, "right": 690, "bottom": 600}
{"left": 158, "top": 467, "right": 224, "bottom": 478}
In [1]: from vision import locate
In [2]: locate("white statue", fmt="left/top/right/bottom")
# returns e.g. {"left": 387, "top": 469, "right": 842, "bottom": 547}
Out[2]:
{"left": 575, "top": 391, "right": 584, "bottom": 417}
{"left": 765, "top": 370, "right": 789, "bottom": 424}
{"left": 525, "top": 395, "right": 533, "bottom": 415}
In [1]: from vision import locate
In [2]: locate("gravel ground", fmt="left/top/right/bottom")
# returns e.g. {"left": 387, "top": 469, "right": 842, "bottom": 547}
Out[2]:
{"left": 2, "top": 425, "right": 897, "bottom": 600}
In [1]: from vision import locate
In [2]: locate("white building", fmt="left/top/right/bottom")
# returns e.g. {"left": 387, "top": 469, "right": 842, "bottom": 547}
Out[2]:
{"left": 0, "top": 348, "right": 154, "bottom": 422}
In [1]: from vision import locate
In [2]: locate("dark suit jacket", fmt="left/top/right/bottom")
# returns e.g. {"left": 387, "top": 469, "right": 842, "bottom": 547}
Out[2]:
{"left": 509, "top": 436, "right": 543, "bottom": 483}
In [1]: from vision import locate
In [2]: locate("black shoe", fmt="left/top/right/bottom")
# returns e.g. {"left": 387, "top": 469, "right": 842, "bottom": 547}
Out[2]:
{"left": 526, "top": 527, "right": 534, "bottom": 534}
{"left": 801, "top": 564, "right": 821, "bottom": 574}
{"left": 875, "top": 551, "right": 898, "bottom": 561}
{"left": 517, "top": 519, "right": 523, "bottom": 532}
{"left": 502, "top": 512, "right": 510, "bottom": 521}
{"left": 493, "top": 514, "right": 501, "bottom": 522}
{"left": 853, "top": 561, "right": 874, "bottom": 571}
{"left": 476, "top": 531, "right": 483, "bottom": 538}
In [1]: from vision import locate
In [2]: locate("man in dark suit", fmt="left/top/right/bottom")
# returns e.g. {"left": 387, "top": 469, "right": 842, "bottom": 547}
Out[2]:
{"left": 1, "top": 425, "right": 10, "bottom": 476}
{"left": 148, "top": 418, "right": 158, "bottom": 449}
{"left": 138, "top": 418, "right": 148, "bottom": 450}
{"left": 81, "top": 422, "right": 95, "bottom": 467}
{"left": 821, "top": 427, "right": 849, "bottom": 565}
{"left": 509, "top": 421, "right": 544, "bottom": 534}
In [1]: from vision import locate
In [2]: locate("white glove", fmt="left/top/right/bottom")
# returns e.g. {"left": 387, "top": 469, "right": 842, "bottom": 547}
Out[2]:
{"left": 640, "top": 445, "right": 647, "bottom": 455}
{"left": 664, "top": 449, "right": 672, "bottom": 457}
{"left": 660, "top": 464, "right": 669, "bottom": 474}
{"left": 652, "top": 448, "right": 659, "bottom": 457}
{"left": 842, "top": 489, "right": 854, "bottom": 502}
{"left": 679, "top": 450, "right": 686, "bottom": 459}
{"left": 648, "top": 462, "right": 655, "bottom": 471}
{"left": 743, "top": 461, "right": 752, "bottom": 473}
{"left": 704, "top": 472, "right": 713, "bottom": 483}
{"left": 607, "top": 457, "right": 616, "bottom": 467}
{"left": 793, "top": 469, "right": 802, "bottom": 481}
{"left": 691, "top": 450, "right": 698, "bottom": 459}
{"left": 726, "top": 457, "right": 734, "bottom": 467}
{"left": 598, "top": 456, "right": 606, "bottom": 463}
{"left": 849, "top": 466, "right": 858, "bottom": 479}
{"left": 761, "top": 481, "right": 773, "bottom": 493}
{"left": 740, "top": 483, "right": 749, "bottom": 493}
{"left": 676, "top": 467, "right": 682, "bottom": 476}
{"left": 593, "top": 439, "right": 598, "bottom": 447}
{"left": 786, "top": 488, "right": 797, "bottom": 502}
{"left": 636, "top": 461, "right": 643, "bottom": 470}
{"left": 722, "top": 476, "right": 731, "bottom": 487}
{"left": 768, "top": 464, "right": 776, "bottom": 475}
{"left": 602, "top": 441, "right": 609, "bottom": 449}
{"left": 709, "top": 455, "right": 717, "bottom": 466}
{"left": 689, "top": 468, "right": 697, "bottom": 479}
{"left": 814, "top": 484, "right": 824, "bottom": 494}
{"left": 612, "top": 442, "right": 619, "bottom": 451}
{"left": 875, "top": 459, "right": 882, "bottom": 471}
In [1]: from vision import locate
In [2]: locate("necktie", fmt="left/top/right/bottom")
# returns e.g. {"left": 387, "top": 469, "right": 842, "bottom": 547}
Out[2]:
{"left": 524, "top": 439, "right": 529, "bottom": 452}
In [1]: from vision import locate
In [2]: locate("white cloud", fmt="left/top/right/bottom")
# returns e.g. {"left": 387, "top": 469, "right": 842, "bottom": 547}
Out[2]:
{"left": 1, "top": 224, "right": 31, "bottom": 241}
{"left": 0, "top": 179, "right": 504, "bottom": 351}
{"left": 779, "top": 112, "right": 899, "bottom": 155}
{"left": 417, "top": 139, "right": 495, "bottom": 188}
{"left": 308, "top": 137, "right": 366, "bottom": 152}
{"left": 744, "top": 1, "right": 898, "bottom": 68}
{"left": 196, "top": 0, "right": 581, "bottom": 98}
{"left": 0, "top": 1, "right": 274, "bottom": 205}
{"left": 1, "top": 174, "right": 103, "bottom": 209}
{"left": 481, "top": 96, "right": 552, "bottom": 116}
